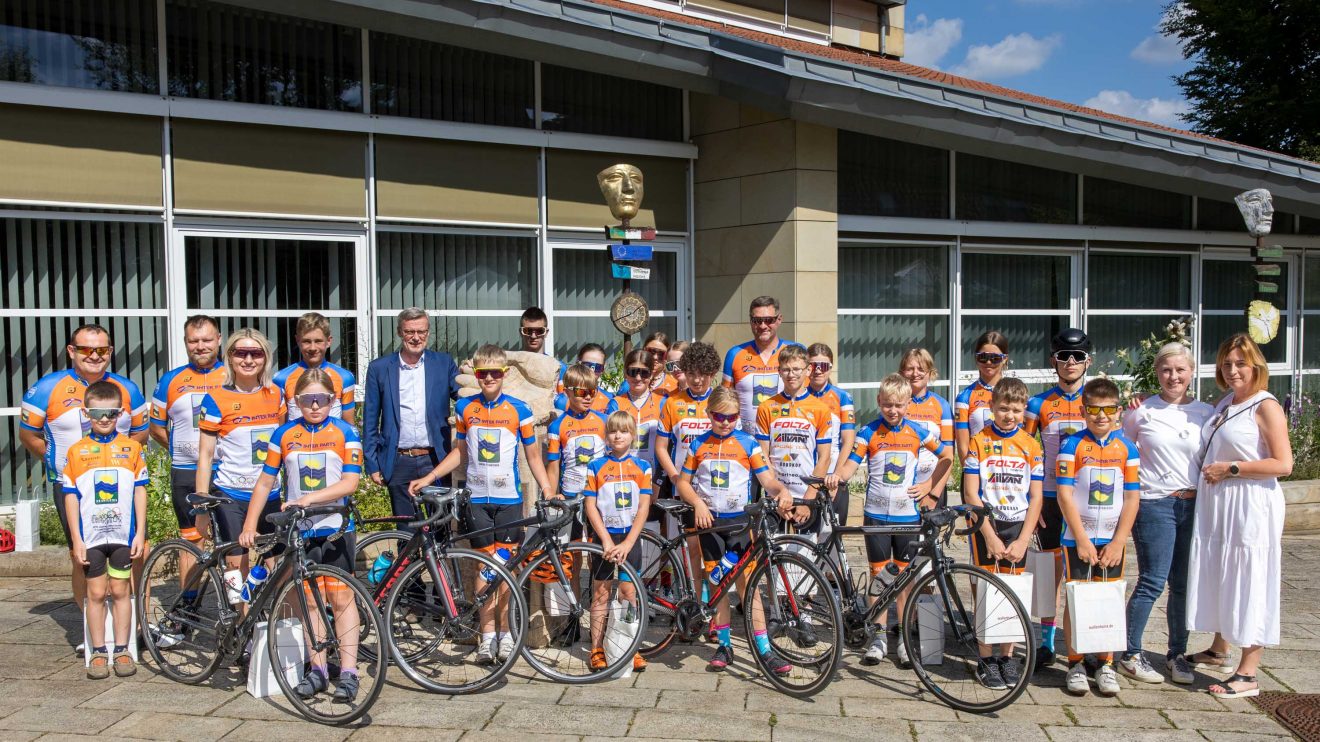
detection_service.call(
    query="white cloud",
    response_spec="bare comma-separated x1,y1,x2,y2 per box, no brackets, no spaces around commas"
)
1082,89,1191,128
1130,33,1184,64
903,14,963,69
950,33,1062,80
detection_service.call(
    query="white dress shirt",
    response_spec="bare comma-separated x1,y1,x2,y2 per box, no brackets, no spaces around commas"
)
397,354,430,449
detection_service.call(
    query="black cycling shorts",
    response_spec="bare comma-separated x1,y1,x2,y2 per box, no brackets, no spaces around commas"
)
84,543,132,579
590,538,644,581
969,519,1027,571
305,532,357,574
1063,543,1124,582
170,468,200,539
465,503,524,549
1037,496,1064,551
863,516,920,567
212,498,277,545
699,514,752,564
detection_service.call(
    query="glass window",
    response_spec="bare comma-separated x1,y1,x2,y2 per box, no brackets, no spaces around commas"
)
540,64,683,142
554,315,678,366
961,253,1068,310
840,245,948,309
553,249,677,313
376,315,521,363
369,32,533,128
961,315,1069,372
376,232,535,312
1199,198,1296,235
1088,314,1195,371
1201,258,1290,365
839,315,948,384
1088,252,1191,310
214,315,357,376
2,218,164,310
956,153,1076,224
185,237,356,311
0,0,158,92
837,132,949,219
1301,215,1320,236
1083,177,1191,230
166,0,362,111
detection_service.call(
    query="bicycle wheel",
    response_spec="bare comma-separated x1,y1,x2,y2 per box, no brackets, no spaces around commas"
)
267,565,388,725
517,541,647,683
901,563,1035,714
742,549,843,697
136,538,226,683
353,530,412,604
636,530,689,658
383,548,527,694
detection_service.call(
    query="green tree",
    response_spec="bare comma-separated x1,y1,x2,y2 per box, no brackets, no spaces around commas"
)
1163,1,1320,160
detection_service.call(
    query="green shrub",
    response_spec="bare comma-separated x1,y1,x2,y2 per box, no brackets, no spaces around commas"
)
353,476,396,532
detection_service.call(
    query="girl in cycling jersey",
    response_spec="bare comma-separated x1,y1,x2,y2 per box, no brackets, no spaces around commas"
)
901,347,955,508
955,331,1010,461
643,332,678,394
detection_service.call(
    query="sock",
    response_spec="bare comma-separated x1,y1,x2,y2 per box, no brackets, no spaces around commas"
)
753,630,771,655
1099,652,1113,664
716,624,731,647
482,631,497,644
311,664,328,679
340,667,359,677
1040,621,1057,650
1068,654,1084,664
94,645,107,654
113,644,128,653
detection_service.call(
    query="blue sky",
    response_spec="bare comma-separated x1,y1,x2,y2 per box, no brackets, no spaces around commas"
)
903,1,1193,128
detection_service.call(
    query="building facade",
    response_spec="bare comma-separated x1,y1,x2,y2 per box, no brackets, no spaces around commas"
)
0,0,1317,500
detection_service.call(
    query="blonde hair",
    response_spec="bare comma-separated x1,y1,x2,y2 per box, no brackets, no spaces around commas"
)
295,311,331,340
293,366,337,397
778,344,809,367
991,377,1029,406
224,328,275,388
1214,333,1269,394
708,386,740,414
898,347,939,381
877,373,912,402
472,344,507,369
1154,342,1194,370
606,410,638,437
562,363,596,390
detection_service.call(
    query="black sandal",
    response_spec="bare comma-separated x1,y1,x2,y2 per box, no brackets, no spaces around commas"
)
1187,648,1234,671
1208,673,1259,699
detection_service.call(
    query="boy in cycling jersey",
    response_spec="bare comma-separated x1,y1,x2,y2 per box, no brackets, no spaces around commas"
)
547,363,610,541
583,411,652,673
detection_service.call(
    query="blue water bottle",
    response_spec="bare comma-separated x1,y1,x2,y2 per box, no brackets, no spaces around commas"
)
368,552,394,584
240,564,269,602
480,547,512,582
708,551,738,585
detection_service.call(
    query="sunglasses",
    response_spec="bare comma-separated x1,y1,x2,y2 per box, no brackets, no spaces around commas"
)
626,367,652,380
664,360,681,373
710,411,739,424
1084,404,1122,416
809,361,832,373
580,361,604,374
644,347,667,358
566,386,597,399
85,407,122,421
750,315,780,326
1053,350,1091,364
296,392,335,408
230,348,266,360
520,327,547,338
73,345,111,357
474,367,507,381
975,352,1007,365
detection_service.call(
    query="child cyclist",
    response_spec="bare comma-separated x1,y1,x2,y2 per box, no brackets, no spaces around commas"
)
827,373,952,667
554,343,613,414
582,410,653,673
241,368,365,702
955,331,1009,461
961,377,1044,691
547,363,610,540
805,343,856,522
676,387,794,673
410,344,554,664
756,344,832,527
656,341,719,591
63,380,148,679
1056,377,1140,698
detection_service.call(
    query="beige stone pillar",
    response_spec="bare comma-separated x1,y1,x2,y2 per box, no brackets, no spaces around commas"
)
690,95,838,357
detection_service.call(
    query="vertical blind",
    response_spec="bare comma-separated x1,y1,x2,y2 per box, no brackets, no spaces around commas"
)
541,64,683,142
370,32,533,128
0,0,158,92
375,232,536,312
185,236,356,312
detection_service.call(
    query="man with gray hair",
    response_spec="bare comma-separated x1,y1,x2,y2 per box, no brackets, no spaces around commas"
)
363,307,461,522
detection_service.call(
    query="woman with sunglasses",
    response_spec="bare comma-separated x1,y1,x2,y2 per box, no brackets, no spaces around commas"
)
955,331,1009,461
643,332,679,394
554,343,613,415
666,340,690,393
899,347,953,508
611,349,668,469
805,343,856,522
195,328,287,578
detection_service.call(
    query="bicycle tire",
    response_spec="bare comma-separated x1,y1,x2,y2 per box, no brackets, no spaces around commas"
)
743,549,843,698
267,564,388,726
636,529,690,659
516,541,648,683
136,538,226,684
901,563,1035,714
383,548,527,694
354,530,412,605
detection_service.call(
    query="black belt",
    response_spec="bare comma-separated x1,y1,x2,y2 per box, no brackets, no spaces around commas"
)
397,447,435,457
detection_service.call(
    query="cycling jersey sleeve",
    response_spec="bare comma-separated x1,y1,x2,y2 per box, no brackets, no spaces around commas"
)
198,393,222,434
1029,438,1045,482
848,423,875,464
1023,394,1044,436
546,416,564,461
19,374,58,431
1055,435,1080,487
262,423,292,477
953,386,973,431
938,395,954,443
721,346,737,388
1122,437,1141,491
838,388,856,431
338,367,357,413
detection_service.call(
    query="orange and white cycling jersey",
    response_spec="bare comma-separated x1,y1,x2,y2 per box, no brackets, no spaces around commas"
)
22,370,148,482
722,339,802,433
198,384,287,501
263,417,363,536
907,389,954,484
658,388,714,474
547,408,609,496
954,379,996,438
850,417,944,523
755,391,832,497
652,374,680,395
61,432,148,548
272,361,357,422
455,393,537,505
683,430,769,518
1056,430,1140,546
584,453,653,534
151,362,227,470
963,424,1044,523
808,383,856,472
609,390,667,468
1024,385,1086,497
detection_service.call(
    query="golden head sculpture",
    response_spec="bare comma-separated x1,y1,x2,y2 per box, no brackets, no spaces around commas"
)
597,163,645,223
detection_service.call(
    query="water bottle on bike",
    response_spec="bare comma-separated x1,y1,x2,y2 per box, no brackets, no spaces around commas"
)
240,564,269,602
368,552,394,584
868,562,900,597
708,551,738,585
480,547,512,582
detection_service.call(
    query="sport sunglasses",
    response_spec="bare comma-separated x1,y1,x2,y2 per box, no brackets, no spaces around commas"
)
474,367,507,381
295,392,335,408
85,407,122,421
1053,350,1090,364
580,361,605,374
1084,404,1122,416
72,345,112,358
566,386,598,399
626,367,652,380
519,327,547,338
710,411,739,424
975,352,1007,365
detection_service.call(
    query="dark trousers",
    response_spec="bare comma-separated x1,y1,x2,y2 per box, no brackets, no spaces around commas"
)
387,450,441,530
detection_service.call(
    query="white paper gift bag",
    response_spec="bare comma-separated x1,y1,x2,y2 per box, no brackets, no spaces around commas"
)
975,570,1032,644
1065,579,1128,654
1025,548,1057,619
248,618,306,698
914,594,944,665
604,599,640,679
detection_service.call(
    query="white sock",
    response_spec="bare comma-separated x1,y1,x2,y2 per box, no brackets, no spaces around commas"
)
482,631,496,644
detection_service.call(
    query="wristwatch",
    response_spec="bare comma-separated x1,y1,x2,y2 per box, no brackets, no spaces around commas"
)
1229,462,1241,477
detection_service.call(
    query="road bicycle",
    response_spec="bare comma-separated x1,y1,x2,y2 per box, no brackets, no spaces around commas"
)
771,477,1034,713
137,494,386,725
634,495,843,697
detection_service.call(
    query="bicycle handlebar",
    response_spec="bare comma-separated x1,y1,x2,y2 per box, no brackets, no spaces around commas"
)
405,486,467,529
537,497,579,532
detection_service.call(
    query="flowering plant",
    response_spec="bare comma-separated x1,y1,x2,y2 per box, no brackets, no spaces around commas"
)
1109,317,1195,403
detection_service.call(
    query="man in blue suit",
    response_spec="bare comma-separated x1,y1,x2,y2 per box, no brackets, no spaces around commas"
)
363,307,461,522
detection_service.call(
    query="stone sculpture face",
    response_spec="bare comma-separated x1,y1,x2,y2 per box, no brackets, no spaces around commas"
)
1235,188,1274,237
597,163,645,222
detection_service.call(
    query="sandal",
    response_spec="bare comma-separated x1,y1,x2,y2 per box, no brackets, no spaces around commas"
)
1208,673,1259,699
112,650,137,677
87,649,110,680
1187,648,1234,672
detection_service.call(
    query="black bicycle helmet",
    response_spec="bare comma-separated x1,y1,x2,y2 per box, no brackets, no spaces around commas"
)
1051,328,1091,353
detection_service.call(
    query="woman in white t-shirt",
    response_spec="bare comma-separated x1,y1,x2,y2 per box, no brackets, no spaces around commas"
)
1118,342,1213,686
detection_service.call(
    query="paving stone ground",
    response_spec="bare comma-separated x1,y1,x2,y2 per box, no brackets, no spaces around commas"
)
0,535,1315,741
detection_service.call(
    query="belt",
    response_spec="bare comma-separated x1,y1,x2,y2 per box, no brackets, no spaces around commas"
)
397,447,435,457
1169,488,1197,500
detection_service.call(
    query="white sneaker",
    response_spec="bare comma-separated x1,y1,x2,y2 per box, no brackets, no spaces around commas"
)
1095,663,1121,696
75,642,86,658
1168,654,1194,685
1117,653,1164,684
497,633,517,661
894,638,911,667
475,636,496,665
861,634,887,666
1065,661,1090,695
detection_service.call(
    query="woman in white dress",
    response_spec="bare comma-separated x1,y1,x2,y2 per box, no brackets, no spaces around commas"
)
1186,333,1291,699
